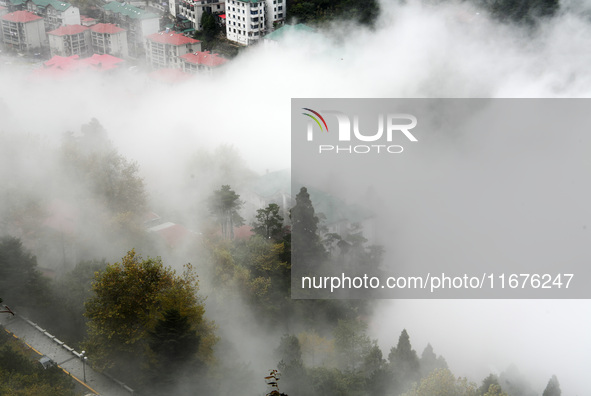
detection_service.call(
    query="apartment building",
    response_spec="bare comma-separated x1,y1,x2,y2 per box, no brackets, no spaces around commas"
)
24,0,80,31
145,30,200,69
89,23,128,58
102,1,159,57
263,0,283,30
1,10,46,51
171,0,225,31
225,0,265,45
48,24,89,57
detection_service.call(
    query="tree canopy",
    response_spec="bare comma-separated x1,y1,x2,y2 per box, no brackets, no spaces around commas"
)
84,250,216,386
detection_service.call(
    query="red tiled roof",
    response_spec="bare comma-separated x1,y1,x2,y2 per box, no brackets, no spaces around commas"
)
2,10,42,23
44,55,80,70
39,54,124,75
48,24,88,36
180,51,227,67
80,53,124,70
147,31,199,46
90,23,125,34
155,224,194,248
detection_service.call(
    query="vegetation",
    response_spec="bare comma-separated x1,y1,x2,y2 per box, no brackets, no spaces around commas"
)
83,250,216,389
287,0,380,26
0,328,77,395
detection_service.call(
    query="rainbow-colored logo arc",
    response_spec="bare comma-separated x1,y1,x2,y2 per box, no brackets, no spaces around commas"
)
302,108,329,133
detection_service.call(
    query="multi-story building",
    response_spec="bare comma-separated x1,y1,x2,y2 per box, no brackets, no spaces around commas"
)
171,0,225,31
145,30,200,69
24,0,80,31
102,1,159,57
263,0,283,30
47,24,89,57
225,0,265,45
90,23,128,58
179,50,226,73
1,10,46,51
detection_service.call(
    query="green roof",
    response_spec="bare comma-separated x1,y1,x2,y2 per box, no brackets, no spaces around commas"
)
102,1,158,20
264,24,315,41
14,0,73,11
236,0,264,3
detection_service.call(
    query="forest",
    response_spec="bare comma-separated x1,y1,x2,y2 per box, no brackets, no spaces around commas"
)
0,119,566,396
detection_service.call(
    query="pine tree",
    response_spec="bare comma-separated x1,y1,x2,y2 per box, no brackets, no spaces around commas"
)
208,185,244,239
290,187,326,269
252,203,284,241
542,375,561,396
389,329,420,393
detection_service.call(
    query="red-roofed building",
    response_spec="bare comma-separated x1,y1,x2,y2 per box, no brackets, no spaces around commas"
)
148,222,196,249
145,31,201,69
80,53,124,70
48,24,89,57
179,50,227,73
32,53,124,78
1,10,46,51
80,15,96,26
89,23,128,58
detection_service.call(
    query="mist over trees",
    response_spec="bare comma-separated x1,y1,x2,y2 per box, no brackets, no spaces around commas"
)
0,117,574,395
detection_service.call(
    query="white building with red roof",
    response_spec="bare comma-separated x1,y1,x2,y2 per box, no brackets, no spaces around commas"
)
145,30,201,69
179,50,227,73
48,24,89,57
90,23,128,58
1,10,46,51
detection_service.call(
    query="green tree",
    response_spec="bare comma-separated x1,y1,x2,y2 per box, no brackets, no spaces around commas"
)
542,375,561,396
290,187,326,269
333,318,372,371
389,329,421,392
484,383,508,396
0,237,50,312
201,11,218,45
208,185,244,239
252,203,284,241
148,308,202,386
479,374,502,396
420,343,448,378
402,368,478,396
84,250,216,384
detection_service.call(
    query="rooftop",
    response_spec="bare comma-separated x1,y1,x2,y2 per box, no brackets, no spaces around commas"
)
1,10,42,23
147,31,199,46
27,0,72,12
90,22,125,34
179,51,227,67
264,23,315,41
48,24,88,36
102,1,158,20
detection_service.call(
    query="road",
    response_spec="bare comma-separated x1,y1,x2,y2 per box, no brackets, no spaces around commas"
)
0,314,136,396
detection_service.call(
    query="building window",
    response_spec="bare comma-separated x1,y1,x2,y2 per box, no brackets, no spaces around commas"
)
278,5,282,10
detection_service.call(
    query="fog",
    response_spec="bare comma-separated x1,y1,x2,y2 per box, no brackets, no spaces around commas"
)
1,0,591,394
